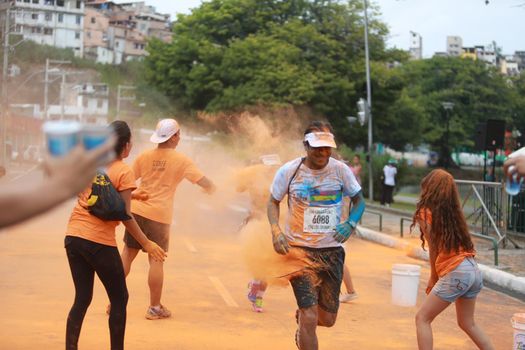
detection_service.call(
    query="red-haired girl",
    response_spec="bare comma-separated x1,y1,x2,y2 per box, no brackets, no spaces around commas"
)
412,169,494,350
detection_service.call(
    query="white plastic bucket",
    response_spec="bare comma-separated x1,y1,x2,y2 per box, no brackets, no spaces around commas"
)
511,313,525,350
391,264,421,307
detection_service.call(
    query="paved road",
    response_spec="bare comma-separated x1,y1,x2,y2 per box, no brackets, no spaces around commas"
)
0,175,523,349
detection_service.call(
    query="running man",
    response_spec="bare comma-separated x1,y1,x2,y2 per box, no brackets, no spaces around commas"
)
267,121,365,350
236,154,281,312
121,118,216,320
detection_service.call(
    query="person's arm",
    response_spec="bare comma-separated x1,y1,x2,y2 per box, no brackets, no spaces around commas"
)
0,141,115,228
334,191,365,243
504,155,525,182
119,189,166,262
267,195,290,254
196,176,216,194
419,220,438,294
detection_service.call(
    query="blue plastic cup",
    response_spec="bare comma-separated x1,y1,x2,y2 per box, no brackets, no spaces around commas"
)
42,121,82,157
82,124,110,150
506,166,523,196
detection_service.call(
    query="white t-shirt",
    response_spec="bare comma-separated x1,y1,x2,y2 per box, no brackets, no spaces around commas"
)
270,157,361,248
383,165,397,186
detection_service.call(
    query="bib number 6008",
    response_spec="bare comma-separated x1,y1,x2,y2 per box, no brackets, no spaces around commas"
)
312,214,330,225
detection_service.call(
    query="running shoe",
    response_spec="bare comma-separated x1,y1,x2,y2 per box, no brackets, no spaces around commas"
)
145,304,172,320
252,297,263,313
339,292,359,303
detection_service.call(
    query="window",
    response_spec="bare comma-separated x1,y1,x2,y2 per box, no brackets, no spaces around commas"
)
31,13,38,20
45,13,51,21
57,0,64,6
76,0,81,9
86,31,91,39
44,28,53,35
31,27,42,33
90,17,95,24
58,13,63,22
15,24,22,33
32,0,39,4
23,0,30,3
75,31,80,39
76,15,81,25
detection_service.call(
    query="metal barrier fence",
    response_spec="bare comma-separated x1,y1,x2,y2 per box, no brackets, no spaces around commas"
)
454,180,522,249
508,190,525,235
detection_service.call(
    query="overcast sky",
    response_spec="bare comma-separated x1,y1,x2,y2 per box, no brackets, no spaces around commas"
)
119,0,525,57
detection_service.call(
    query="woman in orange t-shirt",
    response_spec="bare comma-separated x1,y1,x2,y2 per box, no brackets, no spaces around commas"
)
411,169,494,350
64,121,166,350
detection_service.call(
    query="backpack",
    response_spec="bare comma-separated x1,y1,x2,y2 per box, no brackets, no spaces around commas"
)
86,171,131,221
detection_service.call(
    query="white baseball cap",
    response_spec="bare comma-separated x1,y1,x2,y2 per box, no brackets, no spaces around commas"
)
150,118,180,144
304,132,337,148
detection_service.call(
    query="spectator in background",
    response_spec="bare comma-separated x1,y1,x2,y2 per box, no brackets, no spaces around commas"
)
381,159,397,207
350,154,362,185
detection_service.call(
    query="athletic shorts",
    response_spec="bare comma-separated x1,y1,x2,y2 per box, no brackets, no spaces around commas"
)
432,257,483,303
289,246,345,314
123,213,170,252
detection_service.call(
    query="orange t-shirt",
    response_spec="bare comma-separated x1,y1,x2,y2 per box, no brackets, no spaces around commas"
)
417,208,475,277
66,160,137,247
130,148,204,224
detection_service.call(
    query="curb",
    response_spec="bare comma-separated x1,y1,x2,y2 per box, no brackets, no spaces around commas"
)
365,202,413,217
357,226,525,301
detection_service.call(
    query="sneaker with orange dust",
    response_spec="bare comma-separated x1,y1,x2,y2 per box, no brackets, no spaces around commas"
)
252,297,264,313
145,304,172,320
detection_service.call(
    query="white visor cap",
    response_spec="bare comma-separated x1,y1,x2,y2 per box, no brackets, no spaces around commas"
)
304,132,337,148
150,118,180,144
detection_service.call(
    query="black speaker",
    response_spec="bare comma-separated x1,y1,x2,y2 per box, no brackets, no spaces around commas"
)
474,122,486,151
485,119,506,150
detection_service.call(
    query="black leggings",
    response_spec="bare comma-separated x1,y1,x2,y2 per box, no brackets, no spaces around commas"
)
65,236,128,350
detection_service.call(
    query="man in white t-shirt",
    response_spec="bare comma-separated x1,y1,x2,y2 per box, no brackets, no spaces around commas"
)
381,159,397,207
267,121,365,350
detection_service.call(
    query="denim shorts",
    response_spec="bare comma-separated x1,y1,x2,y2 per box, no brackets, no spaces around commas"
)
432,257,483,303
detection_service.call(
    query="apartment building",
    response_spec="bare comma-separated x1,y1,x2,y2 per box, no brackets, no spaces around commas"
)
3,0,84,56
84,0,171,64
83,6,113,63
409,31,422,60
446,36,463,57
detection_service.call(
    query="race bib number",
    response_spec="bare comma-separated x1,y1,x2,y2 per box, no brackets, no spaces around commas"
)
303,207,337,233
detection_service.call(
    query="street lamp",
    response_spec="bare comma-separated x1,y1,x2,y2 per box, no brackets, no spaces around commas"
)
441,101,454,169
363,0,373,201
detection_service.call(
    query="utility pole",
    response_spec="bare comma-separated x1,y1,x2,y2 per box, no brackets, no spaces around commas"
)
43,58,71,119
0,2,10,166
363,0,373,201
116,85,136,119
60,71,65,120
44,58,49,119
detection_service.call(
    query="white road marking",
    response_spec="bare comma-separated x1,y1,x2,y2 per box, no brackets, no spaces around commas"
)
208,276,239,307
183,238,197,253
227,204,250,213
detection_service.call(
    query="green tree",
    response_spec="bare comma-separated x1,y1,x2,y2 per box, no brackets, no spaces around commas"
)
144,0,403,145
